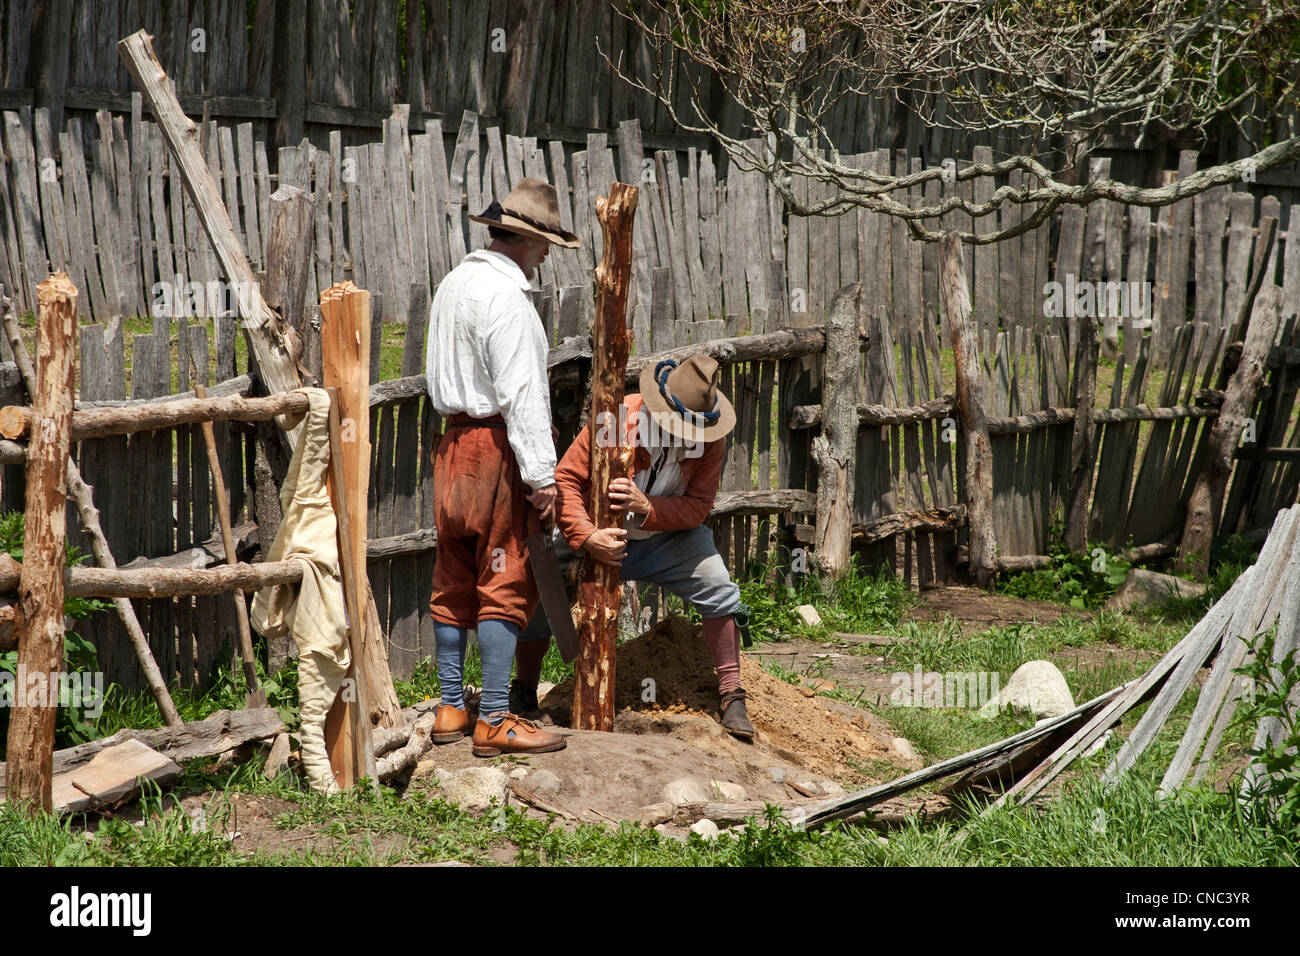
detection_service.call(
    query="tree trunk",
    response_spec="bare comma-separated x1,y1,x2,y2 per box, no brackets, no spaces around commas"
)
1178,217,1282,577
1065,312,1098,551
813,283,863,576
939,233,996,589
573,182,639,732
4,273,76,813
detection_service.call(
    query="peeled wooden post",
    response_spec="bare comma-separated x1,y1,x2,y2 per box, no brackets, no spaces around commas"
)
4,273,76,812
939,233,996,590
319,282,402,732
1178,217,1281,577
573,182,639,732
812,283,863,577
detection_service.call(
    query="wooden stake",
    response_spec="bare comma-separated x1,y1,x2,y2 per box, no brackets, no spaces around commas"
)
939,233,996,589
813,283,862,576
194,383,267,709
1,295,181,727
4,273,76,812
573,182,639,732
323,387,379,789
319,282,402,732
1064,312,1098,551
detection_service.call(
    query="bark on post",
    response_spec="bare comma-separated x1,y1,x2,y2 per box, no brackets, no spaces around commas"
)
939,232,997,590
4,273,76,812
1065,312,1098,551
319,282,402,731
1,297,181,727
1178,217,1281,577
573,182,639,732
813,283,863,577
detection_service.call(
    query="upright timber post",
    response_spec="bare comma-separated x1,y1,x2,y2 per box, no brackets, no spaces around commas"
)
319,282,403,741
573,182,639,732
813,283,863,577
939,232,996,590
4,273,76,812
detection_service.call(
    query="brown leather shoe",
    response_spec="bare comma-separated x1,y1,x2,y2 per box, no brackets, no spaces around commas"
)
432,704,474,744
719,689,756,741
472,712,567,757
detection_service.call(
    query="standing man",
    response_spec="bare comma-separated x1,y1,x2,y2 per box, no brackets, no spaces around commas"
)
516,354,757,741
425,179,577,757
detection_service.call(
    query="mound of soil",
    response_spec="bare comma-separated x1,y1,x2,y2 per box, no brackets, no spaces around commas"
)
540,616,902,780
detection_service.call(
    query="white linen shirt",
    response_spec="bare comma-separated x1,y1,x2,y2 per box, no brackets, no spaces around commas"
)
425,249,555,490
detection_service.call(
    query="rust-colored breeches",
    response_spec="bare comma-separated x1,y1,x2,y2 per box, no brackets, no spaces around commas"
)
429,416,539,629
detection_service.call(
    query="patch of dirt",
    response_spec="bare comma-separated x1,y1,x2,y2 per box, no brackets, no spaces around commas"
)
906,586,1090,627
538,615,908,783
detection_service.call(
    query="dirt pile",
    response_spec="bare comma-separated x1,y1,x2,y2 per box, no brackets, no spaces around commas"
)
540,615,902,780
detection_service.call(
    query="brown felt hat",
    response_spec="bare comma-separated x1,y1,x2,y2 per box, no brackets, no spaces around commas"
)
469,178,580,248
638,353,737,444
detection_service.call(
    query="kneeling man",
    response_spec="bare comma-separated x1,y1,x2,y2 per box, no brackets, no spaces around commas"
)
514,354,755,740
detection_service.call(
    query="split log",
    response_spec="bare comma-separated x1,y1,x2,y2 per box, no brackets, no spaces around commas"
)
375,710,436,781
939,232,996,589
0,389,310,441
710,489,818,517
4,273,76,813
45,739,182,815
574,181,639,732
1178,217,1281,577
117,31,303,439
0,553,303,597
995,537,1177,572
812,284,863,576
853,506,967,545
1,294,182,726
74,373,252,410
0,708,287,791
1065,313,1099,550
320,283,403,733
262,184,316,339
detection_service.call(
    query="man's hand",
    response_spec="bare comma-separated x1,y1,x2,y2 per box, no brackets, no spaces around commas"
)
608,477,650,515
528,483,557,520
583,527,628,566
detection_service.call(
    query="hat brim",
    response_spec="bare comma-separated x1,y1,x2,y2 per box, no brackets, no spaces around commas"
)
468,212,581,249
638,362,737,443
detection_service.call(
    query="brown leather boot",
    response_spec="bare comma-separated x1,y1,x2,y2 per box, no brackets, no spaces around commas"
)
719,689,756,741
432,704,474,744
472,712,567,757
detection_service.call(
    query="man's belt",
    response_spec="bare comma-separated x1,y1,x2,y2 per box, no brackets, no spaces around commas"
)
445,413,506,429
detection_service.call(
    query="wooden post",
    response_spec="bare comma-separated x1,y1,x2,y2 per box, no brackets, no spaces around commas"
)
573,182,639,732
813,283,863,576
1065,312,1098,551
1,296,182,727
1178,217,1281,577
939,233,996,590
4,273,76,812
117,31,304,437
319,282,402,732
323,387,379,789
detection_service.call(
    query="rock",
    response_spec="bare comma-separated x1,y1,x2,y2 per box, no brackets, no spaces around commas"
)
980,660,1076,719
524,768,562,797
816,778,845,796
434,766,510,811
710,780,746,802
792,604,822,627
662,777,712,806
654,823,686,841
508,767,529,780
1105,569,1206,612
789,773,823,795
767,766,787,783
263,732,291,780
690,818,720,840
891,737,919,762
636,802,675,825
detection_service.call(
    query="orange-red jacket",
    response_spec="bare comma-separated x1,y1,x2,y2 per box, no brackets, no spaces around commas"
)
554,393,726,550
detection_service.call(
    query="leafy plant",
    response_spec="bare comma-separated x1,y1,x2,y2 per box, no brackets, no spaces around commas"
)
1234,629,1300,831
999,528,1130,610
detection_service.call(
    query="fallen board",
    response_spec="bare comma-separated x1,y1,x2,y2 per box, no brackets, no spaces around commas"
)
46,738,182,814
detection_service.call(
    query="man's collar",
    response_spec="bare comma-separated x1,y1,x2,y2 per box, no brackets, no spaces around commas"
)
463,249,531,291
